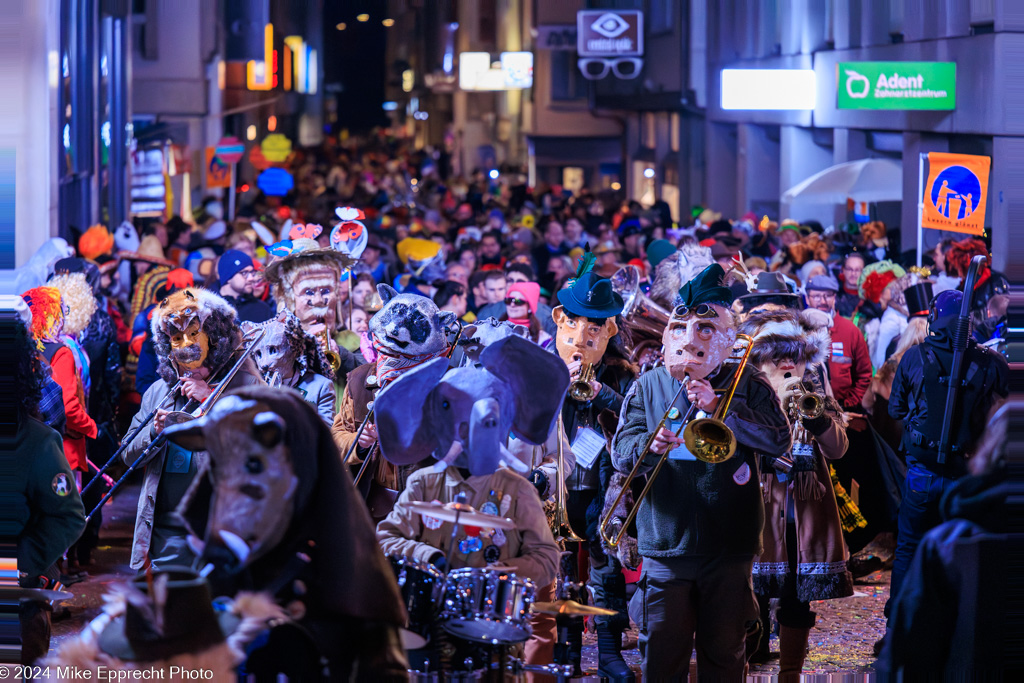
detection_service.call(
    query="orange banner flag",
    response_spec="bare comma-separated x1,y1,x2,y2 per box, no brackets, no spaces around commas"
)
922,152,990,236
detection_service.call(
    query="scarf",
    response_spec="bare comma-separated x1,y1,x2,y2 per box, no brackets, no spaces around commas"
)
508,316,530,327
372,336,443,385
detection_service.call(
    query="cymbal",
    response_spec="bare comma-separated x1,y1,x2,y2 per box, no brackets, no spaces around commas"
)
407,501,517,530
0,587,74,602
531,600,617,617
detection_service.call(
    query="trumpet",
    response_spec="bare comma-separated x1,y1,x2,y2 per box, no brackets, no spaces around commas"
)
783,377,825,421
568,354,597,402
317,316,342,373
599,334,754,548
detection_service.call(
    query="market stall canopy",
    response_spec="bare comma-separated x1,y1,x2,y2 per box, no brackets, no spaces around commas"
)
782,158,903,204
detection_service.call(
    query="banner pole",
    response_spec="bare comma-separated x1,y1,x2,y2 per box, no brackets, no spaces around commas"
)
917,153,926,268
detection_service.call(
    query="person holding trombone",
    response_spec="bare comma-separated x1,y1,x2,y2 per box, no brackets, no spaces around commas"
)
611,263,790,681
119,288,264,571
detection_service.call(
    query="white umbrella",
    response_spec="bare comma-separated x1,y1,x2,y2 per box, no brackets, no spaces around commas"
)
782,158,903,204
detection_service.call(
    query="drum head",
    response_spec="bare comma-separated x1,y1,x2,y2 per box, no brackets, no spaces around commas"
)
399,628,428,651
441,617,530,645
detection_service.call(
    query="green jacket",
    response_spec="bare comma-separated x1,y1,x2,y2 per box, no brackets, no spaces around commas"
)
14,418,85,579
612,365,790,559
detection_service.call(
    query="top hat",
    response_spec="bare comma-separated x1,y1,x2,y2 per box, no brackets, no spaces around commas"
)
904,281,934,318
556,271,624,319
97,568,241,662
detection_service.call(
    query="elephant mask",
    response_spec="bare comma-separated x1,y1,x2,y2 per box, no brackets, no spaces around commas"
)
375,335,569,476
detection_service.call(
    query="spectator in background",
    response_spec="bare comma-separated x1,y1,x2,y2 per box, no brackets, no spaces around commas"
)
458,245,478,274
805,274,871,411
481,270,508,308
479,231,506,269
362,233,394,284
564,218,589,250
434,281,470,321
217,249,273,323
532,221,569,289
836,253,866,319
350,273,377,309
500,281,551,347
548,255,574,294
445,262,470,288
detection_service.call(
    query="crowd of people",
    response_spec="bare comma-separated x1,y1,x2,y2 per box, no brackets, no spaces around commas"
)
10,134,1012,679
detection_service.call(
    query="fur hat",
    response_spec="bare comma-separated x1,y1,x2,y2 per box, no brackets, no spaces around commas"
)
739,309,831,367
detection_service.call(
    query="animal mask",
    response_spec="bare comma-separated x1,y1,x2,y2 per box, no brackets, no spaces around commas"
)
152,288,238,379
368,284,455,382
662,303,737,381
157,290,211,371
458,318,529,366
331,207,368,258
375,335,569,476
292,265,341,331
242,312,331,386
552,306,618,367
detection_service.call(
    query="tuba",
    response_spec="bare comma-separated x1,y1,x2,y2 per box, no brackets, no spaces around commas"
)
611,264,671,344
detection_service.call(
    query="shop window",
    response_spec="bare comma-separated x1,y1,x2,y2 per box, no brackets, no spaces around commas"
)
551,51,587,101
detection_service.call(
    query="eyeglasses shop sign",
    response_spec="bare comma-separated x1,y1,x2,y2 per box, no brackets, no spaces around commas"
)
577,10,643,57
837,62,956,110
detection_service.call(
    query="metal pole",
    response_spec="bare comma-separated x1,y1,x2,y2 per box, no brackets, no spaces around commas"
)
108,14,129,228
228,163,237,221
917,153,926,268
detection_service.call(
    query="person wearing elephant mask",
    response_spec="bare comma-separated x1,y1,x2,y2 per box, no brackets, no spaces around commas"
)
611,263,792,681
375,335,566,674
551,265,638,682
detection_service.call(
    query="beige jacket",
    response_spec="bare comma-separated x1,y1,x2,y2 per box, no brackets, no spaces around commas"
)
377,466,559,587
506,424,575,500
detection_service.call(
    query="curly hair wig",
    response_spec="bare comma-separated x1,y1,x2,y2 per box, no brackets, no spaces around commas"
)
944,238,989,279
47,272,97,336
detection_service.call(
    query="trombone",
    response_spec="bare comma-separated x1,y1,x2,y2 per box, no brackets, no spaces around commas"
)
550,417,584,543
85,328,266,521
599,334,754,548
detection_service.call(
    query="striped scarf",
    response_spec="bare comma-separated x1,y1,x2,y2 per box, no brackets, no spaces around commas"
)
830,463,868,533
372,337,443,385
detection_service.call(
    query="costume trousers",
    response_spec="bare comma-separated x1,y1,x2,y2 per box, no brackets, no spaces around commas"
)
149,514,197,570
629,555,758,682
888,462,956,619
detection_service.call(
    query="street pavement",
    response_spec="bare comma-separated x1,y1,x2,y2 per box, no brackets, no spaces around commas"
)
47,485,887,679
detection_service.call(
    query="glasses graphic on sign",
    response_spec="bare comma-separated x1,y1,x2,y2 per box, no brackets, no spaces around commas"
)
931,166,982,220
578,57,642,80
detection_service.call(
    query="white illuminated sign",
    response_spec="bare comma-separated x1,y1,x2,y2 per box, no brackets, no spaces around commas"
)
460,52,533,91
720,69,816,110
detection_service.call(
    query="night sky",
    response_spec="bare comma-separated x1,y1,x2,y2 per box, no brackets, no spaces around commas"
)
322,1,390,133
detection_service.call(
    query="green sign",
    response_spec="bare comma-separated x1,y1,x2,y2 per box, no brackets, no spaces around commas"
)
837,62,956,110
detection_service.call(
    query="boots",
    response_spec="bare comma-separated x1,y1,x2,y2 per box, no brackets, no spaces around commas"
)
597,624,635,682
747,595,776,664
778,624,810,681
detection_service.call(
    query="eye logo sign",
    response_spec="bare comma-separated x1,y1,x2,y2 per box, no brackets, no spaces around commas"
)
590,12,629,38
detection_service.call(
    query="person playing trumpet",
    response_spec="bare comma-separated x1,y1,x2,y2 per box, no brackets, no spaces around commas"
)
551,261,637,681
121,288,264,571
612,264,790,681
739,310,852,678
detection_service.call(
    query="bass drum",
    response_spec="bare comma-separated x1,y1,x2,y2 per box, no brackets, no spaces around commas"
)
387,555,446,650
441,568,536,644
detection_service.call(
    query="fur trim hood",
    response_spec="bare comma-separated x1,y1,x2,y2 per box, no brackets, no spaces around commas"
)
739,309,831,367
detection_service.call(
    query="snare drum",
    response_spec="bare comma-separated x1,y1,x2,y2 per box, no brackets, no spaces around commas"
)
388,555,446,650
441,568,536,644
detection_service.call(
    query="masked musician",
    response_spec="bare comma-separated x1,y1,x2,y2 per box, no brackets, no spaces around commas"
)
121,288,264,571
331,284,455,516
374,335,564,675
242,311,337,424
740,310,852,676
551,263,636,681
611,264,791,681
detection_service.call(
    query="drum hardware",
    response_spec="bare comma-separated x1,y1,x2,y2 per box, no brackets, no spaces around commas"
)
85,328,266,521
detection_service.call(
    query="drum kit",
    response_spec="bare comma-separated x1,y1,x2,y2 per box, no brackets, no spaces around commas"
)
388,499,617,681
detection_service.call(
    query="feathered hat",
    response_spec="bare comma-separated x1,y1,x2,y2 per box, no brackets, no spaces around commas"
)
739,309,831,368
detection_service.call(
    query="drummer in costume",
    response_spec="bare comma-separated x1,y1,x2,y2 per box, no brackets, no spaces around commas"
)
551,254,637,682
375,335,564,673
612,264,791,680
739,310,853,675
121,288,264,570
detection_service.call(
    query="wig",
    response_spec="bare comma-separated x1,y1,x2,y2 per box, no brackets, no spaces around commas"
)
21,286,63,344
151,288,240,385
48,273,97,336
945,238,990,279
78,224,115,261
